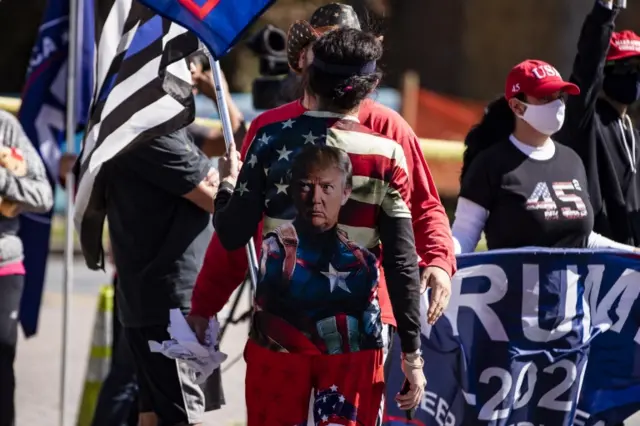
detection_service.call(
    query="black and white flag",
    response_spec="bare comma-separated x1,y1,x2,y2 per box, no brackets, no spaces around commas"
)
74,0,199,269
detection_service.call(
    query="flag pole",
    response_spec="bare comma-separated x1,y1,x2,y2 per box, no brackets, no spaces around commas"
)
61,0,79,422
208,58,260,294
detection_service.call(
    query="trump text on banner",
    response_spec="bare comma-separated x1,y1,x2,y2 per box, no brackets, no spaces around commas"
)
384,249,640,426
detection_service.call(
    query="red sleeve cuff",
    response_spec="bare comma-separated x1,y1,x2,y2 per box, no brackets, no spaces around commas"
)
425,257,456,278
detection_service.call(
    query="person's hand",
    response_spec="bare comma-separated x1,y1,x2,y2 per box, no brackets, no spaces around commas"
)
204,167,220,192
59,153,77,177
186,314,209,344
422,266,452,325
218,141,242,186
58,153,78,187
396,353,426,410
190,62,229,101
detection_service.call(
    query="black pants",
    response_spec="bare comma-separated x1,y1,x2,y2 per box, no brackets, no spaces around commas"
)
91,274,139,426
0,274,24,426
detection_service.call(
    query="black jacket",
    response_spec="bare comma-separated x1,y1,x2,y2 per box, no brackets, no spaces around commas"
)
557,0,640,246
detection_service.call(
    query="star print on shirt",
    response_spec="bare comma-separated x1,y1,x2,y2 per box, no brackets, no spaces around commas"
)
302,131,318,144
235,181,250,196
321,265,351,293
282,119,295,129
257,133,271,145
247,154,258,167
274,179,289,195
263,167,269,176
276,145,293,161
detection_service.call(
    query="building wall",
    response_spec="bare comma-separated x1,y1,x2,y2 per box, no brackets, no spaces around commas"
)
385,0,640,100
2,0,639,98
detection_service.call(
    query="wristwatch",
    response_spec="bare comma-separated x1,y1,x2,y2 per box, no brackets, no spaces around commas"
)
218,181,235,195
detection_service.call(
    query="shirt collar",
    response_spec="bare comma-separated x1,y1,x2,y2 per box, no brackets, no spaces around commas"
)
303,110,360,122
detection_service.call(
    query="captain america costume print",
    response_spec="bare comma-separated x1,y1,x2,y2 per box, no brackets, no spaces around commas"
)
253,222,383,354
212,112,422,426
213,111,422,356
244,221,385,426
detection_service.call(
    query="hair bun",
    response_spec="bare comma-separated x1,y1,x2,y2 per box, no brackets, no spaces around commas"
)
307,28,383,111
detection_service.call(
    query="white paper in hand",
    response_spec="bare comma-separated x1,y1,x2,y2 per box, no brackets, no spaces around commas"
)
148,309,228,384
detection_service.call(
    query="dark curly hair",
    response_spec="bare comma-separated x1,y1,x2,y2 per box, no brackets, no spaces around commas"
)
306,28,383,112
460,94,523,182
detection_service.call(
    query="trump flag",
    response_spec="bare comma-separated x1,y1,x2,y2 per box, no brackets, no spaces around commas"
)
384,249,640,426
17,0,94,336
136,0,276,59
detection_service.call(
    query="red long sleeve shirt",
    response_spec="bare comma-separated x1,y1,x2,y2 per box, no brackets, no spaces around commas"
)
191,99,456,326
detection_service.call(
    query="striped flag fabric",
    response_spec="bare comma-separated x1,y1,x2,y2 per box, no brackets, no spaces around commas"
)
74,0,199,269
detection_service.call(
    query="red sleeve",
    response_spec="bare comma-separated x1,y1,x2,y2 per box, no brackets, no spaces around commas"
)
403,133,457,276
190,235,249,317
360,101,456,277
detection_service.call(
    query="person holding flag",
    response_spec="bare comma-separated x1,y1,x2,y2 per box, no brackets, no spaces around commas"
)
190,1,455,364
208,27,426,425
17,0,93,341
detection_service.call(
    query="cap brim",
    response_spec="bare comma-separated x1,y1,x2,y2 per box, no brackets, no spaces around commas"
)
606,50,640,62
531,80,580,98
287,21,318,73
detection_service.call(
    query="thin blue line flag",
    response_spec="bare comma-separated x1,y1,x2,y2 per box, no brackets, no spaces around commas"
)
17,0,94,337
137,0,276,60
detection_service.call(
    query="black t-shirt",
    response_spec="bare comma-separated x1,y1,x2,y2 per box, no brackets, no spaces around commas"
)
104,129,213,327
460,139,594,250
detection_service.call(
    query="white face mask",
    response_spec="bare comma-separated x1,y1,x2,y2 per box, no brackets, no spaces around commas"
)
518,99,566,136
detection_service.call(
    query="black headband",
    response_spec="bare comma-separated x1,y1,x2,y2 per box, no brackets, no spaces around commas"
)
312,57,377,76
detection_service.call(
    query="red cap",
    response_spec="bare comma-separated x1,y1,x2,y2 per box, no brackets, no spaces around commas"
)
607,31,640,62
505,60,580,100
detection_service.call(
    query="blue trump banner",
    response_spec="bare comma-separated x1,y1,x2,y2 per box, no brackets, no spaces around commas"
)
383,249,640,426
137,0,276,59
17,0,93,336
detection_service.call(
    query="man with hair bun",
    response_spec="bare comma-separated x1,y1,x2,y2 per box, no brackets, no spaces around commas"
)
206,27,426,425
190,0,455,372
